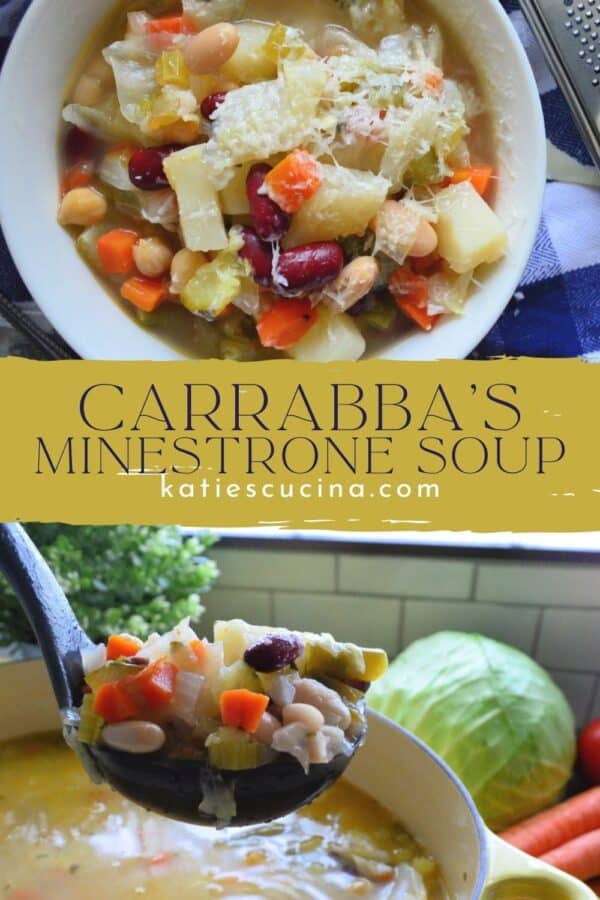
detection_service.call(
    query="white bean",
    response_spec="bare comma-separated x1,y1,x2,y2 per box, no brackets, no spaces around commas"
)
307,731,328,764
102,721,166,754
183,23,240,75
254,711,281,745
293,679,351,730
282,703,325,733
410,219,438,258
58,188,107,227
322,256,379,312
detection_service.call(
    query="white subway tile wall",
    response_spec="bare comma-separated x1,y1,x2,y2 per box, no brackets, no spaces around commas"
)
207,547,600,727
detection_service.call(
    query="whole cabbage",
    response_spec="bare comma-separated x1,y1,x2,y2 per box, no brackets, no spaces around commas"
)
368,632,576,831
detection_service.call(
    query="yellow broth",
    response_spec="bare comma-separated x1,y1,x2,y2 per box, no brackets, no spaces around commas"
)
0,732,447,899
61,0,497,360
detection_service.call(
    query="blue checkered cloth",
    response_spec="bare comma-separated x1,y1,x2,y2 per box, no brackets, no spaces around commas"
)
1,0,599,357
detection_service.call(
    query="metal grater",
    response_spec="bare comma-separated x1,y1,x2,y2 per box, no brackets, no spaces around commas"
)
518,0,600,169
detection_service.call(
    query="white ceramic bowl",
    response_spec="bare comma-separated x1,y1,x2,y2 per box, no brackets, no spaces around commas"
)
0,0,545,361
0,659,594,899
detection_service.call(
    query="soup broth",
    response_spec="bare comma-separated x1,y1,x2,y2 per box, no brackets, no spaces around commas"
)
59,0,504,361
0,732,447,898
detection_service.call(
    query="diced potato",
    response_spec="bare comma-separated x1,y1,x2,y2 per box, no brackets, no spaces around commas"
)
283,164,390,248
181,253,241,317
220,20,277,84
163,145,228,252
290,308,366,362
434,181,507,274
219,162,252,215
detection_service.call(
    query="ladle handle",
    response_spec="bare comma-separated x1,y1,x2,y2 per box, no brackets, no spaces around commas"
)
0,522,92,710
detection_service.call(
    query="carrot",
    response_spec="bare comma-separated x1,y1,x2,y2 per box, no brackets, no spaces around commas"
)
257,298,317,349
388,266,439,332
541,829,600,881
190,639,207,665
220,689,269,733
106,634,143,661
60,162,93,196
450,165,493,197
500,788,600,858
126,660,178,709
93,682,140,723
145,15,195,34
120,276,169,312
410,252,443,276
264,150,322,213
424,67,444,93
97,229,139,275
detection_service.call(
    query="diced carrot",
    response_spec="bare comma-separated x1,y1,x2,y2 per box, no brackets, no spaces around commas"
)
542,829,600,881
500,787,600,858
125,660,178,709
424,67,444,93
190,639,207,665
120,277,169,312
257,298,317,349
60,162,93,196
389,266,439,332
450,165,493,197
106,634,143,661
97,229,139,276
220,689,269,734
145,15,195,34
93,682,140,723
263,150,322,214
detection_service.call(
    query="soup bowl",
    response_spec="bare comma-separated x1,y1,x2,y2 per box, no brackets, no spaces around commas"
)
0,0,545,361
0,658,593,899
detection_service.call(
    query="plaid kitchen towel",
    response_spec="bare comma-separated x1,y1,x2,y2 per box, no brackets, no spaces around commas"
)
1,0,599,358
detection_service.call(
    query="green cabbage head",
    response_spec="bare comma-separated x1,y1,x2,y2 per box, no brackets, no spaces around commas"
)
368,632,576,831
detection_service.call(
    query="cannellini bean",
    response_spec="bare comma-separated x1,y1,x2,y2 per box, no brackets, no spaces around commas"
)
322,256,379,312
410,219,438,258
58,188,107,227
102,721,166,754
293,679,351,730
72,73,105,107
282,703,325,733
170,248,207,293
183,23,240,76
254,711,281,744
307,731,328,764
133,237,174,278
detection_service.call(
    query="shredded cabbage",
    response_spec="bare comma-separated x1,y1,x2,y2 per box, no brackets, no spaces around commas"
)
63,96,144,145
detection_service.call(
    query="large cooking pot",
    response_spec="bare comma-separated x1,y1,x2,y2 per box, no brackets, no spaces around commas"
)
0,659,594,899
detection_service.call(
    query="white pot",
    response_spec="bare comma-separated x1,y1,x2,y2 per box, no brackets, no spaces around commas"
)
0,658,593,899
0,0,545,361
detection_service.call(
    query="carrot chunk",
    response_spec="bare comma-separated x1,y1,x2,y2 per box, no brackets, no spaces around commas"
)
450,166,493,197
107,634,143,661
97,229,139,275
264,150,322,214
220,689,269,733
60,162,93,196
120,276,169,312
257,298,317,349
145,15,195,34
389,266,439,332
93,682,140,723
126,660,178,709
190,639,207,665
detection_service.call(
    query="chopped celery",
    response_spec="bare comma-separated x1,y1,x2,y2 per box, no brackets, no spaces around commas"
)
215,660,262,697
156,50,190,89
78,694,103,744
85,660,141,692
404,149,444,187
356,293,397,332
298,636,388,682
206,726,266,770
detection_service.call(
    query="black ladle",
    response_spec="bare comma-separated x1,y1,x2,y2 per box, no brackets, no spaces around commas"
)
0,522,366,826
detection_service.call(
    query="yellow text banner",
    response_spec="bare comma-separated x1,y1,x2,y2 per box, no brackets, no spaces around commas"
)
0,357,596,531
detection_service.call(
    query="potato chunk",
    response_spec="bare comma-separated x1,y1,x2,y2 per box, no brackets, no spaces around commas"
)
289,308,366,362
164,145,228,252
283,165,390,248
220,21,277,84
434,182,507,274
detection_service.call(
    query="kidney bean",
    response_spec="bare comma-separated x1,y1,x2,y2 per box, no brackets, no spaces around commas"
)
201,91,228,119
244,633,304,672
64,126,97,168
273,242,344,296
246,164,291,241
240,227,273,286
128,144,181,191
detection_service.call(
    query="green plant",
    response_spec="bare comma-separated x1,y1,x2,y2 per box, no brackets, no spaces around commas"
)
0,525,219,645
